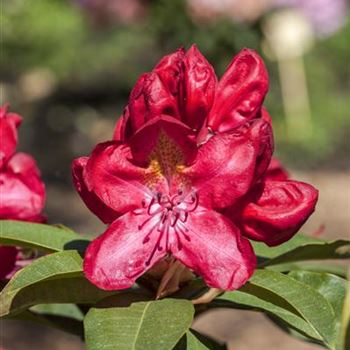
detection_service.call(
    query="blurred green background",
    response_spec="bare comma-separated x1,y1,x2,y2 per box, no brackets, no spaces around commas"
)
2,0,350,188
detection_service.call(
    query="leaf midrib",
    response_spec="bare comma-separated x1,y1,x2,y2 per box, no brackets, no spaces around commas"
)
251,272,336,347
131,302,151,350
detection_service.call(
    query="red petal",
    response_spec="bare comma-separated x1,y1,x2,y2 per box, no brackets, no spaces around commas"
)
207,49,269,132
0,104,22,167
84,212,167,290
261,107,272,125
127,73,149,132
266,158,289,181
123,49,185,139
72,157,119,224
154,48,185,96
241,180,318,246
0,246,18,280
128,70,180,136
84,141,153,214
180,45,217,131
113,116,125,141
171,209,256,290
113,107,133,142
7,153,44,190
130,115,197,167
142,72,180,118
185,119,273,209
0,171,45,221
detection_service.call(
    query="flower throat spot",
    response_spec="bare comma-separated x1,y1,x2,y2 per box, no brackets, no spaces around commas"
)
146,131,187,187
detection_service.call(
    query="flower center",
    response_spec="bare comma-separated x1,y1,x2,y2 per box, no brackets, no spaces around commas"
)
134,189,199,267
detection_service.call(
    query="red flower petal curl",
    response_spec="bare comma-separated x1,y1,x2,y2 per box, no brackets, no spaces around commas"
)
207,49,269,133
130,73,180,125
83,141,154,215
72,157,120,224
0,104,22,168
154,48,185,96
240,180,318,246
180,45,217,131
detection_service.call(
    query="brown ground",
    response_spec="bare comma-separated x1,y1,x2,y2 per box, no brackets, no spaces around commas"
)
1,171,349,350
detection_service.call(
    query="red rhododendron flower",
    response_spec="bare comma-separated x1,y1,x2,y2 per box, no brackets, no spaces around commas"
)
0,105,46,222
73,45,318,292
0,104,46,280
0,104,22,168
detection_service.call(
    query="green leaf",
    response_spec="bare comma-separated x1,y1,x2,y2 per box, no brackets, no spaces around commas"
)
288,271,347,350
185,330,226,349
175,329,226,349
253,236,350,266
265,313,323,345
0,220,90,253
84,298,195,350
9,308,84,338
0,251,112,316
31,303,84,321
217,269,337,348
252,234,322,259
267,262,348,278
340,273,350,350
251,270,337,347
216,285,321,341
340,268,350,350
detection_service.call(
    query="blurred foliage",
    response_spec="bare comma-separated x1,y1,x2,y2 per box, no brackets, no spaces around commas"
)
1,0,350,184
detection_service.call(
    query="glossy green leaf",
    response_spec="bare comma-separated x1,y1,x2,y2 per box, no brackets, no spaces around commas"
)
252,234,321,259
217,269,337,348
84,298,194,350
0,251,112,316
9,308,84,337
0,220,89,253
251,270,337,347
340,273,350,350
267,262,348,278
288,271,347,350
31,303,84,321
175,330,226,350
216,285,321,341
253,236,350,266
186,330,226,350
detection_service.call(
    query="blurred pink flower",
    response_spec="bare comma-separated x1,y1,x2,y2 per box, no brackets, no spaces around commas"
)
73,0,147,26
275,0,348,37
187,0,273,23
0,104,46,280
187,0,348,37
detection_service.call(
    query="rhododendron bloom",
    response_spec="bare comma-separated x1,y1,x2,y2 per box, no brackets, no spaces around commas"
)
0,105,46,222
0,104,46,280
73,45,318,292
